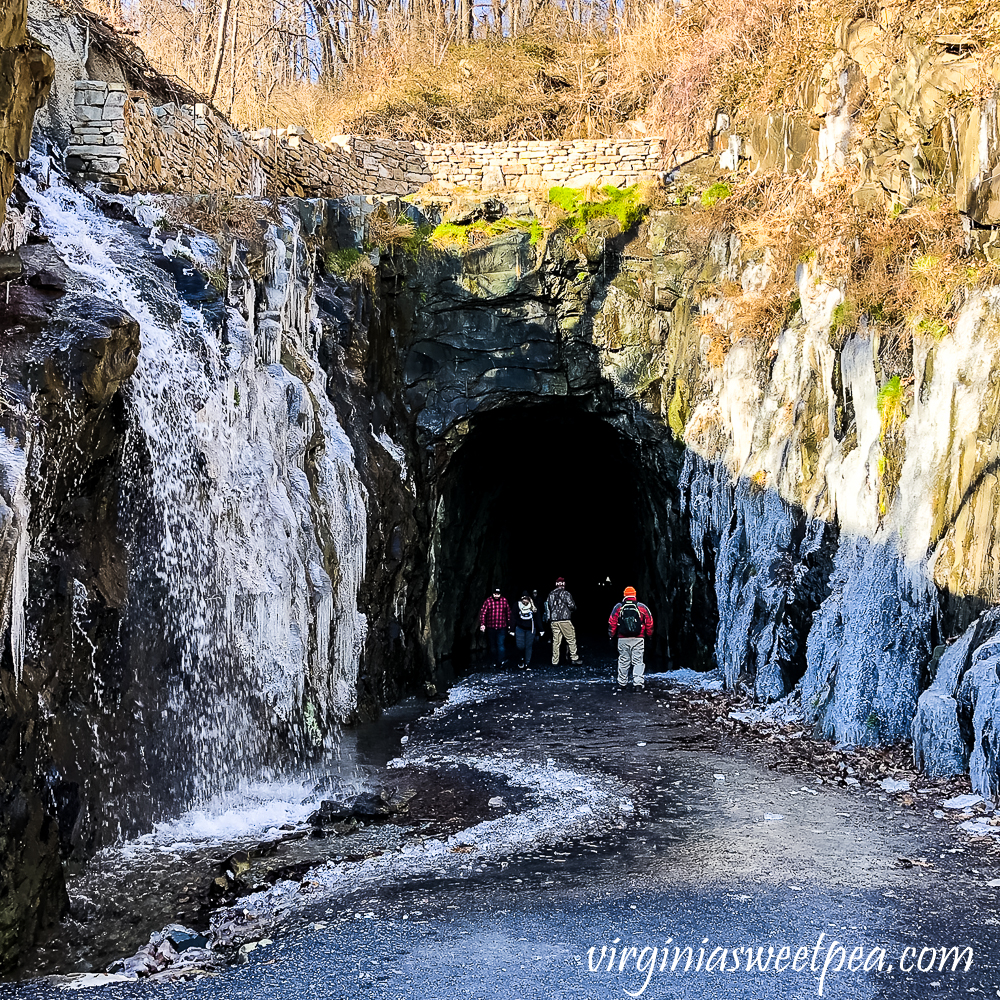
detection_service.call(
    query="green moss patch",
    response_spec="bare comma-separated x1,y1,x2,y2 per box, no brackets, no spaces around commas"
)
325,248,367,275
548,184,648,235
428,217,539,252
876,375,907,519
700,183,732,208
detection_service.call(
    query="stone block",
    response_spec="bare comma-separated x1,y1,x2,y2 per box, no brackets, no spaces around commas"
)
74,85,107,108
91,156,124,172
83,143,124,157
75,103,104,122
481,164,505,190
102,105,125,121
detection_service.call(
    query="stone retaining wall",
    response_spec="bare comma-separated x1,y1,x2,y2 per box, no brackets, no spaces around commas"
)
67,81,267,196
66,81,674,198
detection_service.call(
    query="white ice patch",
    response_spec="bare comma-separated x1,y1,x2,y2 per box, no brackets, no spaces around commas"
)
431,673,511,715
118,779,323,854
375,429,408,481
210,751,632,944
727,690,805,726
648,667,724,691
0,429,29,683
51,973,136,990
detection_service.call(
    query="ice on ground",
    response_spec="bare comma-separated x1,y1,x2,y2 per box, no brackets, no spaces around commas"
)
879,778,911,793
647,667,724,691
51,973,135,990
118,779,323,853
432,673,511,715
210,748,634,946
728,691,805,726
942,794,984,810
959,818,998,838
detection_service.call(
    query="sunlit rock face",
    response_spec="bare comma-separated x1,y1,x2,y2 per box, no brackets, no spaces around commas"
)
573,207,1000,763
0,0,52,230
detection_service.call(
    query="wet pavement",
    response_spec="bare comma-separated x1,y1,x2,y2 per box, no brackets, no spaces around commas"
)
7,652,1000,998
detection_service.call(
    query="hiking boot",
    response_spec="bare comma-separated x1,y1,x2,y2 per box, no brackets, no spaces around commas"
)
572,658,583,666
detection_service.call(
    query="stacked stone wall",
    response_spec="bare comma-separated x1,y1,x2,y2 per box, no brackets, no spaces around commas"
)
416,139,669,191
66,81,674,198
67,81,266,196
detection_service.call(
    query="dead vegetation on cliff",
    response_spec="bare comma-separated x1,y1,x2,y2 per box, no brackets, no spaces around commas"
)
81,0,1000,146
687,166,999,359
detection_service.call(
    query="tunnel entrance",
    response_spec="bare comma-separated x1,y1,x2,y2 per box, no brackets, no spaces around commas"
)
427,398,709,677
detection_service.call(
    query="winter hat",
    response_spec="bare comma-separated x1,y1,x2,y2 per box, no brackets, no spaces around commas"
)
623,586,637,599
556,577,565,584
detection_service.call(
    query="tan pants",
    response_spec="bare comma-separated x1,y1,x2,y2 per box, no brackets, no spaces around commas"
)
617,637,645,687
551,620,579,664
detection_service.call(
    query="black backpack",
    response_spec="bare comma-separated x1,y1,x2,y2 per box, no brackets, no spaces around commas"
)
617,601,642,637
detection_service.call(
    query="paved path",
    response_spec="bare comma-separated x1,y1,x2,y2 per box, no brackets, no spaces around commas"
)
8,663,999,999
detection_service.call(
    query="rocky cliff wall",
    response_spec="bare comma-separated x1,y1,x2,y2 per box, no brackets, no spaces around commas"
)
0,0,52,230
8,0,1000,976
375,158,1000,804
0,0,60,974
0,175,424,972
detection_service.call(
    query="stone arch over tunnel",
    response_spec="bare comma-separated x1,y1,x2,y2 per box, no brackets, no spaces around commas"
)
424,397,718,678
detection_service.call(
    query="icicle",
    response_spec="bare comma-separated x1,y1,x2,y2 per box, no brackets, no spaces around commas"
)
20,165,368,818
0,429,30,685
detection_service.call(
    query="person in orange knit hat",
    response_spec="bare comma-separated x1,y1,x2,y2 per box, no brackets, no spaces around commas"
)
608,586,654,690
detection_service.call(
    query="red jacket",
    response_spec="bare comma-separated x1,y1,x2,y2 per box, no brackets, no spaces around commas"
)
608,600,654,638
479,595,510,629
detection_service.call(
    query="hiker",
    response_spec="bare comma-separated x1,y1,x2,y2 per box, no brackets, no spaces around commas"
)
512,591,538,668
479,586,510,667
545,576,583,667
608,586,654,690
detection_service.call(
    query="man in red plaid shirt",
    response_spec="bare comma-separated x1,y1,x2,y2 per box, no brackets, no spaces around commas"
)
479,587,511,667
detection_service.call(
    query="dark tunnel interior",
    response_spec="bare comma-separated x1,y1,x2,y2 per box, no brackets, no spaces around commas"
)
430,398,705,676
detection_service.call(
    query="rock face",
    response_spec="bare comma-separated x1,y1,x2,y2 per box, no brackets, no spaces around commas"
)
0,0,52,231
382,219,717,677
7,0,1000,974
374,176,1000,791
0,0,58,973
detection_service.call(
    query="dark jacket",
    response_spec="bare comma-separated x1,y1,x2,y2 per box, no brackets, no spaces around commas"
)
513,600,536,633
546,587,576,622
